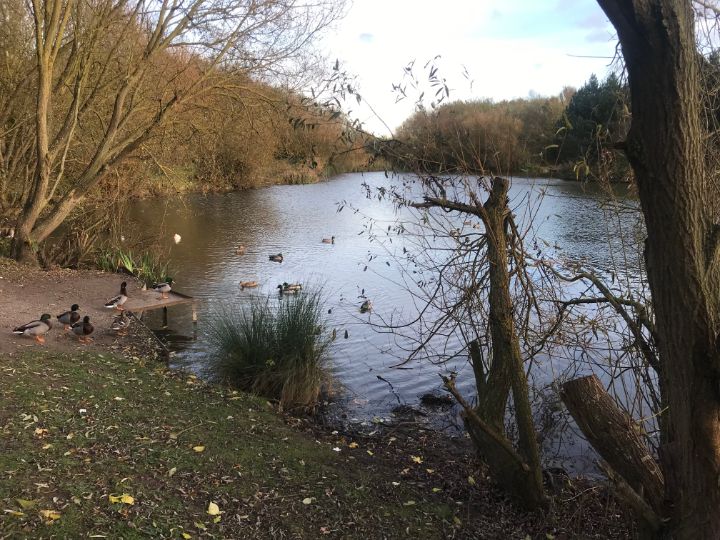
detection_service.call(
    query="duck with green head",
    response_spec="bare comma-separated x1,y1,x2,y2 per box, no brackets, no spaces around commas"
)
57,304,80,330
13,314,53,344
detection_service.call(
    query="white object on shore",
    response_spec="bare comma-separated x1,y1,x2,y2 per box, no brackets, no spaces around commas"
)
173,233,182,244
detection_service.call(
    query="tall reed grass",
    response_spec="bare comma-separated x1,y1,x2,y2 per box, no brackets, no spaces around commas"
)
206,289,332,412
96,247,171,286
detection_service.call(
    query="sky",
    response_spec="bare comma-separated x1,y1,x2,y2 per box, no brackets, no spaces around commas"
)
321,0,619,135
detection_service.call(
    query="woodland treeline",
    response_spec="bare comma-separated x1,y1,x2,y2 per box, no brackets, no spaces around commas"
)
392,73,631,180
0,0,368,256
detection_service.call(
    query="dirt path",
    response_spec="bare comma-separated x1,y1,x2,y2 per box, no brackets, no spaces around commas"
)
0,258,148,355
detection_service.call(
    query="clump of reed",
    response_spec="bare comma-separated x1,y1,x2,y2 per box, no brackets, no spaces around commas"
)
96,247,171,286
206,288,332,412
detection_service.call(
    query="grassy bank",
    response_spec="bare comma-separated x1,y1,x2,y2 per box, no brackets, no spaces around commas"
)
0,349,632,538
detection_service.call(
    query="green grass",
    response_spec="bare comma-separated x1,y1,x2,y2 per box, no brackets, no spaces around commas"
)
206,290,332,412
96,247,171,286
0,351,461,539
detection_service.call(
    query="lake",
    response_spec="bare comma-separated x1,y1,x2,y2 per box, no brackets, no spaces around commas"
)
129,172,641,473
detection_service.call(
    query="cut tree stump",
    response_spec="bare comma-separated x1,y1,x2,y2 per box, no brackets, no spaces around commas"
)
560,375,664,515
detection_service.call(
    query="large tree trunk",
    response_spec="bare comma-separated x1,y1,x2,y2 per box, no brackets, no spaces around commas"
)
594,1,720,537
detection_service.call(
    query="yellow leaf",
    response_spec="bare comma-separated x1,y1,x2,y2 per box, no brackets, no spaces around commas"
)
16,499,35,509
109,493,134,505
206,502,221,515
425,468,435,474
302,497,313,505
4,510,24,517
213,516,221,523
39,509,61,520
168,467,177,477
403,500,416,506
192,446,205,453
182,534,192,539
366,450,374,456
41,444,53,450
432,487,442,493
468,476,476,486
34,428,48,437
410,455,423,464
453,516,462,526
194,521,206,530
348,442,359,449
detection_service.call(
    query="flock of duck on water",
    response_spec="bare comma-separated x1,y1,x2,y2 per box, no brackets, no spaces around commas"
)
11,279,174,345
13,234,373,345
238,236,372,313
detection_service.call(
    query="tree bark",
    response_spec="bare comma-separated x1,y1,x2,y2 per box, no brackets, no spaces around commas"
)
593,1,720,537
561,375,664,523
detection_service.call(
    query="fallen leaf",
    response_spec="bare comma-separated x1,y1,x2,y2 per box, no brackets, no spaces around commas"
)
194,521,206,530
168,467,177,477
39,509,61,520
332,447,341,452
302,498,313,505
432,487,442,493
426,468,435,474
182,533,192,539
16,499,35,509
410,455,423,464
348,442,359,449
108,493,134,505
207,502,221,515
468,476,476,486
403,500,416,506
192,446,205,453
366,450,374,456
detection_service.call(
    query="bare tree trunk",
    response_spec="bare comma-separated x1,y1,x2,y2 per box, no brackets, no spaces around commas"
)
457,177,546,510
590,1,720,537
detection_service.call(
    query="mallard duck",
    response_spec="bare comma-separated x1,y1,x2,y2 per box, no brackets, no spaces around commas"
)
277,284,300,295
360,300,373,313
281,282,302,291
236,245,247,255
13,314,52,343
105,282,128,310
111,311,131,335
57,304,80,330
240,281,259,289
269,253,284,263
72,316,94,343
152,278,173,299
321,236,335,244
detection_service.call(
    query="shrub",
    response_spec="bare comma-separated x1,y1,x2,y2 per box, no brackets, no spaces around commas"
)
206,289,332,412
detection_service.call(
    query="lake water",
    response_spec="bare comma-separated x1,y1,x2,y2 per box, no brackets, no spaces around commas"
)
129,172,640,472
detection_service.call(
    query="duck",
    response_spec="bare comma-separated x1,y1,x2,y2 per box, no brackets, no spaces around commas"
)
236,245,247,255
321,236,335,244
13,314,53,343
240,281,259,289
57,304,80,330
281,282,302,291
269,253,284,263
72,315,94,343
111,311,131,335
360,300,373,313
105,281,128,310
277,284,300,295
152,278,174,299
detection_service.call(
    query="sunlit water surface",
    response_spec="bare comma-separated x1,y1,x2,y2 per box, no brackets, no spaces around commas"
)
129,172,641,473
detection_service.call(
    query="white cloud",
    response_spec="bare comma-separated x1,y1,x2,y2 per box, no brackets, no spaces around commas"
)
321,0,618,135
